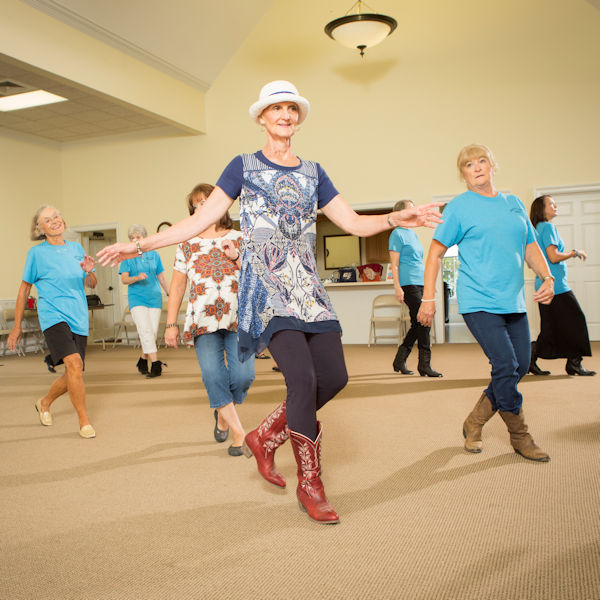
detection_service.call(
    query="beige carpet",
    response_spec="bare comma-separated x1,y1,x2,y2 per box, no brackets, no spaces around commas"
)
0,342,599,600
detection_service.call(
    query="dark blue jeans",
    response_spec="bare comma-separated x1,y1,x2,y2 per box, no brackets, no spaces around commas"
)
463,312,530,414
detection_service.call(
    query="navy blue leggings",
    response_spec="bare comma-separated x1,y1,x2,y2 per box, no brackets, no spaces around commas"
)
268,330,348,440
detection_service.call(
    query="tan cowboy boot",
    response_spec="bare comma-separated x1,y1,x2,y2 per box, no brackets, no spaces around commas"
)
499,410,550,462
462,392,496,453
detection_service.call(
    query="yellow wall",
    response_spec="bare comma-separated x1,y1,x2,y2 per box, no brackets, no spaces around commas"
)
2,0,600,300
0,132,62,297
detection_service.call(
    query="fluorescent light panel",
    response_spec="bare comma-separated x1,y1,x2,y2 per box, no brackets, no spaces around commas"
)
0,90,68,112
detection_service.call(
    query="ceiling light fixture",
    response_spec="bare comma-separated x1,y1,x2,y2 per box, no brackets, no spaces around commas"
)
324,0,397,57
0,90,68,112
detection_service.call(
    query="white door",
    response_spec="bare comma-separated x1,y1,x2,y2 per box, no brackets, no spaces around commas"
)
85,233,120,341
535,185,600,340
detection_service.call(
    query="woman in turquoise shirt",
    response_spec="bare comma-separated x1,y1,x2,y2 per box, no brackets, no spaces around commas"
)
418,144,555,462
528,195,595,376
8,205,97,438
119,224,170,378
389,199,442,377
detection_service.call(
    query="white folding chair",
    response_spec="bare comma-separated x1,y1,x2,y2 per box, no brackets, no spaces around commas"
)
368,294,411,346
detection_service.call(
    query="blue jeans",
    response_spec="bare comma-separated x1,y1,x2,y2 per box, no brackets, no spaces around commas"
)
194,330,255,409
463,312,530,414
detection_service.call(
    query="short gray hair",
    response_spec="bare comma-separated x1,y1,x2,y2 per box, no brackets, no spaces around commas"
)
31,205,64,241
393,199,414,212
128,224,147,239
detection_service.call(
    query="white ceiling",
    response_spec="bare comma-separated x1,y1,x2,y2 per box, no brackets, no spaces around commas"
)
22,0,275,90
0,0,274,142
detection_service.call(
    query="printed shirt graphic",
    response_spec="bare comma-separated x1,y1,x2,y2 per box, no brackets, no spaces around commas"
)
217,152,341,359
174,231,241,342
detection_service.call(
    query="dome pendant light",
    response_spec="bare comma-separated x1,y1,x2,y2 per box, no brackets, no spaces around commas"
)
324,1,397,57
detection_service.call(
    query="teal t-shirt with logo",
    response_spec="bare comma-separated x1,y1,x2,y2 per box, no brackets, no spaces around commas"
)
119,251,164,309
22,241,89,335
433,191,536,314
388,227,424,286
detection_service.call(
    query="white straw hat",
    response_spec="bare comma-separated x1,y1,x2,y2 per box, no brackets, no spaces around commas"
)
249,80,310,125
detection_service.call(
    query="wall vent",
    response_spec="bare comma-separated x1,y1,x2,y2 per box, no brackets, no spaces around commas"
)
0,79,36,97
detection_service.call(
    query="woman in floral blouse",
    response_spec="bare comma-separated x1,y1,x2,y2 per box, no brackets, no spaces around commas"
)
164,183,254,456
98,80,442,524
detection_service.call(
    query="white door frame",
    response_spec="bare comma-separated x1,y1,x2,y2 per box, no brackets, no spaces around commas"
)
71,222,123,342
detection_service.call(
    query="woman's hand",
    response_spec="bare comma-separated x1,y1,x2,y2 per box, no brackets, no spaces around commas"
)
164,326,179,349
390,202,445,229
533,278,554,305
97,241,137,267
80,255,96,274
417,300,436,327
574,249,587,261
221,239,239,261
395,287,405,303
137,273,148,281
7,328,22,352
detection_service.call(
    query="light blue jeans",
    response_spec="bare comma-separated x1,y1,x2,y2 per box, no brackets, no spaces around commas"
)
193,330,255,409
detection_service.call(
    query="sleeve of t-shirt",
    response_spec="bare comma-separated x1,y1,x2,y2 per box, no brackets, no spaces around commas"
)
388,228,404,252
433,200,463,248
154,252,164,275
173,243,187,275
515,197,536,245
118,258,131,275
316,163,339,209
540,222,560,250
22,247,39,285
216,155,244,200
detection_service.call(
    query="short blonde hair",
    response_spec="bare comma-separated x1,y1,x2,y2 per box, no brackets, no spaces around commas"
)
128,224,148,239
456,144,498,179
30,205,65,241
393,199,414,212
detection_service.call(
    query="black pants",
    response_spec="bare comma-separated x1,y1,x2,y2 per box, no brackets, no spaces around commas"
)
400,285,430,352
269,330,348,440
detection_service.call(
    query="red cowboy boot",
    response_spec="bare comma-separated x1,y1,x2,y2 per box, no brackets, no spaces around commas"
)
289,422,339,524
242,402,289,487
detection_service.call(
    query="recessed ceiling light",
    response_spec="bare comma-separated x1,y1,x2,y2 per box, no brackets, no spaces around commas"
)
0,90,67,112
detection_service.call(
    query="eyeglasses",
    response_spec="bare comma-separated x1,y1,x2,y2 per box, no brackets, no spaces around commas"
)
38,214,62,226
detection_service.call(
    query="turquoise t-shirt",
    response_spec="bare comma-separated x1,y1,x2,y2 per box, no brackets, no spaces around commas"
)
534,221,570,294
433,191,536,314
22,241,89,335
119,251,164,309
388,227,424,286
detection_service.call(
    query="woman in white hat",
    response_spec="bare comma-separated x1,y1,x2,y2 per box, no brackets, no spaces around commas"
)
98,80,443,524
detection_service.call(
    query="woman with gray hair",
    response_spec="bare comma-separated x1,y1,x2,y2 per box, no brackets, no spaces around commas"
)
8,205,97,438
98,80,443,524
389,199,442,377
119,224,170,377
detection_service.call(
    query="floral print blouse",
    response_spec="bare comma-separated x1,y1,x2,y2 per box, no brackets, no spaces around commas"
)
173,230,241,342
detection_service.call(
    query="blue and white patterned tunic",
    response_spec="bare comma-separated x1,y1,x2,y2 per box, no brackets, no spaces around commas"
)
217,151,342,360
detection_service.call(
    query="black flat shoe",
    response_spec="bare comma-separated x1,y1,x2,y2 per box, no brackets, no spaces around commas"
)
256,352,271,359
272,366,281,372
228,444,244,456
213,409,229,443
43,354,56,373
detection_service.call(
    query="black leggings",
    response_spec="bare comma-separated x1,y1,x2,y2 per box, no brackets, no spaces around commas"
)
401,285,430,352
269,330,348,440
